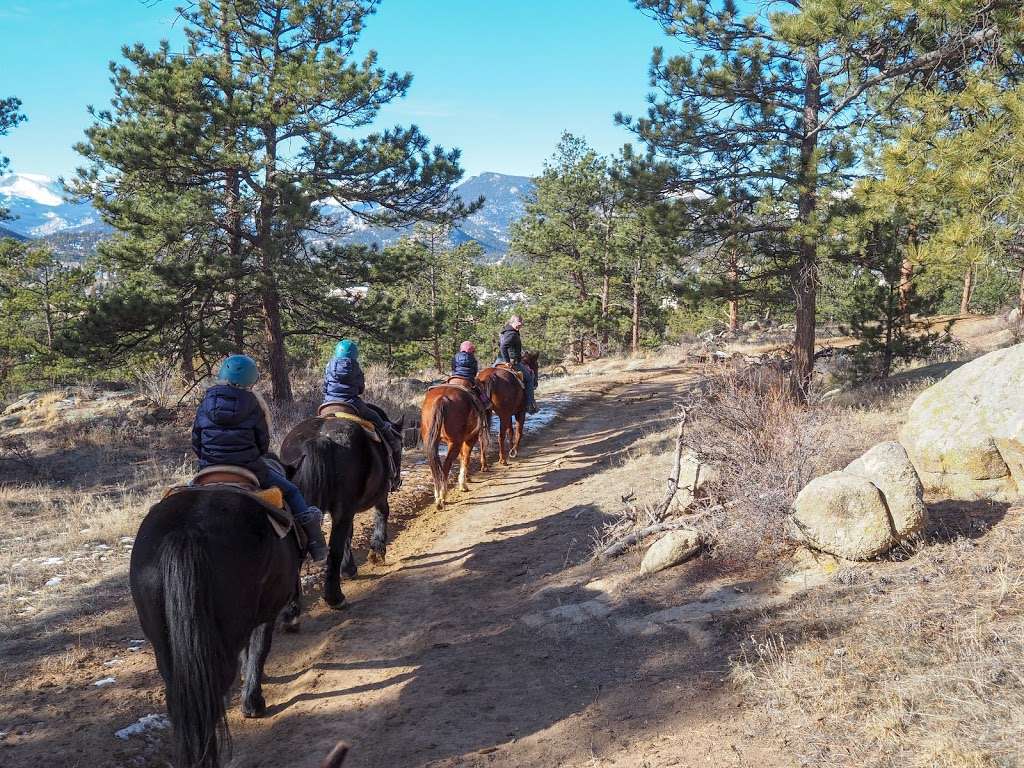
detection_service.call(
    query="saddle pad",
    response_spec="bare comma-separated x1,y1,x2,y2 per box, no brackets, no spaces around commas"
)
194,464,261,486
162,485,292,539
324,411,381,442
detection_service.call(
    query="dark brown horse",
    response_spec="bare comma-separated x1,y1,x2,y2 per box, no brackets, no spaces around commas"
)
420,383,490,509
477,351,538,464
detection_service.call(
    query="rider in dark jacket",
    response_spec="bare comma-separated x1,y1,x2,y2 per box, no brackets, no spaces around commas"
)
192,355,327,561
322,339,403,490
496,315,537,413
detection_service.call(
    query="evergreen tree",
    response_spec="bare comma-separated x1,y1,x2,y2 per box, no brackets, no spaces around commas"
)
0,96,26,220
621,0,1019,399
74,0,477,400
0,241,89,391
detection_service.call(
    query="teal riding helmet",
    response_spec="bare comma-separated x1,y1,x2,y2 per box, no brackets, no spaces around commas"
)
218,354,259,387
333,339,359,359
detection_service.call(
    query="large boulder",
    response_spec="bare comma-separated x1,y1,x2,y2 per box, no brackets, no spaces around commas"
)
900,344,1024,500
640,529,702,575
791,441,928,560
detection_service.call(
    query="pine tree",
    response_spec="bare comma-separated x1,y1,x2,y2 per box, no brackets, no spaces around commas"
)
74,0,476,400
0,96,26,221
0,240,89,391
621,0,1019,399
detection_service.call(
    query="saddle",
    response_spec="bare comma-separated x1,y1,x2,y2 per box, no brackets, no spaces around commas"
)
164,464,302,545
432,378,490,419
495,362,526,389
317,403,381,442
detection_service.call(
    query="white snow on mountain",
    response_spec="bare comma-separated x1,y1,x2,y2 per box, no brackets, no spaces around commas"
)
0,173,106,238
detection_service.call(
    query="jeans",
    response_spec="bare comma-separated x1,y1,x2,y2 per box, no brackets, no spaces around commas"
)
264,466,315,524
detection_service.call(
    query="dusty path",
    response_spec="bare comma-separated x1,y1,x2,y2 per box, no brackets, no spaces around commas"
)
227,366,787,768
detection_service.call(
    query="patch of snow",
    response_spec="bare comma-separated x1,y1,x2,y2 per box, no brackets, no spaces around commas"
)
0,173,63,206
119,536,134,544
44,576,63,587
115,714,170,740
41,557,64,567
92,676,117,687
103,658,123,667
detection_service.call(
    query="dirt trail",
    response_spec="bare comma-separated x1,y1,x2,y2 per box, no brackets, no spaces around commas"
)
227,366,790,768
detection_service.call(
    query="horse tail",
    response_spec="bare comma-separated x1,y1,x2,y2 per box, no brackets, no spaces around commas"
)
294,435,343,513
159,528,231,768
425,397,448,496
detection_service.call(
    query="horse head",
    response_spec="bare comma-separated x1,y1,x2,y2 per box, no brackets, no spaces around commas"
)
521,351,540,378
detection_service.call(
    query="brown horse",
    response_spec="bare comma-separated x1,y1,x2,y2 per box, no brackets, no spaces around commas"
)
420,383,490,509
477,351,538,464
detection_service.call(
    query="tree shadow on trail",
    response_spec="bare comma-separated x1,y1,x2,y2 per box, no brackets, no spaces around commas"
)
235,500,853,768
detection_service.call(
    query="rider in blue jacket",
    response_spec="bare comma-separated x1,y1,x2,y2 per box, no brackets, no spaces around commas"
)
322,340,403,490
451,340,488,408
192,355,328,561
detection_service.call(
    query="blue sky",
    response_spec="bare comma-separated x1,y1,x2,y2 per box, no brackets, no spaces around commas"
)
0,0,665,181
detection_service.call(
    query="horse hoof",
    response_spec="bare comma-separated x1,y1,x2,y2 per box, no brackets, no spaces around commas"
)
324,590,346,609
342,563,358,578
242,699,266,719
282,620,301,634
329,598,349,612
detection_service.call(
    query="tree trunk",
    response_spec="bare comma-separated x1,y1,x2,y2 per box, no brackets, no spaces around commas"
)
898,225,917,318
960,265,974,315
727,254,739,332
258,126,292,402
791,48,821,403
632,251,641,353
1018,266,1024,314
221,9,245,351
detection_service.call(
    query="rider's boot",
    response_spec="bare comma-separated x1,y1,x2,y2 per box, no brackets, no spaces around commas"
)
385,429,403,491
300,506,328,562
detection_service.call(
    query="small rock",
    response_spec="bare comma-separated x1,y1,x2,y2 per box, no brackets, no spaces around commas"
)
114,714,170,740
92,677,117,687
640,529,702,575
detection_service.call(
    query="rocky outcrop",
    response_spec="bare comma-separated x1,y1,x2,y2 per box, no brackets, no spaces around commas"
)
640,529,702,574
791,441,927,560
900,344,1024,500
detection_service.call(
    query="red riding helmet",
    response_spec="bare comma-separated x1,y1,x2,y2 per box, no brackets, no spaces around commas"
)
459,340,476,354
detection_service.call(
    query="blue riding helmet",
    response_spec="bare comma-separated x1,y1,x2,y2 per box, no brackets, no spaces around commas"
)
333,339,359,360
218,354,259,388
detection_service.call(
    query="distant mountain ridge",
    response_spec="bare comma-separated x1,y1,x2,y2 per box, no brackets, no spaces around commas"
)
0,171,534,260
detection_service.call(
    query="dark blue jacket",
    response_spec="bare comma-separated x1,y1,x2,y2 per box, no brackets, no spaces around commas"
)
191,384,269,469
451,351,478,379
323,356,365,405
498,325,522,364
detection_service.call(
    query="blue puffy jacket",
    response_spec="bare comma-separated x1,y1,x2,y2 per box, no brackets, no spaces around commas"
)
451,351,478,379
191,384,269,469
323,356,365,405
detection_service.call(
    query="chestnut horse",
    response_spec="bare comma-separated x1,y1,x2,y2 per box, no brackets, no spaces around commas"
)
420,383,490,508
478,351,538,464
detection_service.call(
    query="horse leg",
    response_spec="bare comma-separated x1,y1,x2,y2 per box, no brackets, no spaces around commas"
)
281,570,302,633
511,411,525,458
241,621,274,718
499,415,510,465
368,498,389,564
341,522,357,578
323,508,351,608
458,439,474,492
439,440,461,507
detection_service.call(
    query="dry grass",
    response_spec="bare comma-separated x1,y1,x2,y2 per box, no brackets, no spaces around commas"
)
732,508,1024,767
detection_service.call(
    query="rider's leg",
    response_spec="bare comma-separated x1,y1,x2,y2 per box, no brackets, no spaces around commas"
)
264,465,327,562
517,363,538,413
356,402,402,491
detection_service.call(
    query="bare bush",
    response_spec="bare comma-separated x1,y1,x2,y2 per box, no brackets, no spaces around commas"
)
134,365,184,409
681,366,862,562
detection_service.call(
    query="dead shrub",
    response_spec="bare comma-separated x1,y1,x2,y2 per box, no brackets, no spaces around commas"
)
134,365,184,409
682,366,860,562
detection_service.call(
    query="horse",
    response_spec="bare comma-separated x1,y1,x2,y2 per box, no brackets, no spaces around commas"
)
281,408,404,609
129,486,303,768
477,351,539,464
420,382,491,509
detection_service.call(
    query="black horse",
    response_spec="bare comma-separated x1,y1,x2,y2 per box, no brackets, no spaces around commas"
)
129,488,303,768
282,411,404,608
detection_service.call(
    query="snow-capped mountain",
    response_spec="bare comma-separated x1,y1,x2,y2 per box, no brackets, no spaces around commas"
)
2,170,534,260
0,173,107,238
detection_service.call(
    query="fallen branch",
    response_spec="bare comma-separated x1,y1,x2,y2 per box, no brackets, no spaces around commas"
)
600,500,738,559
651,408,689,524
